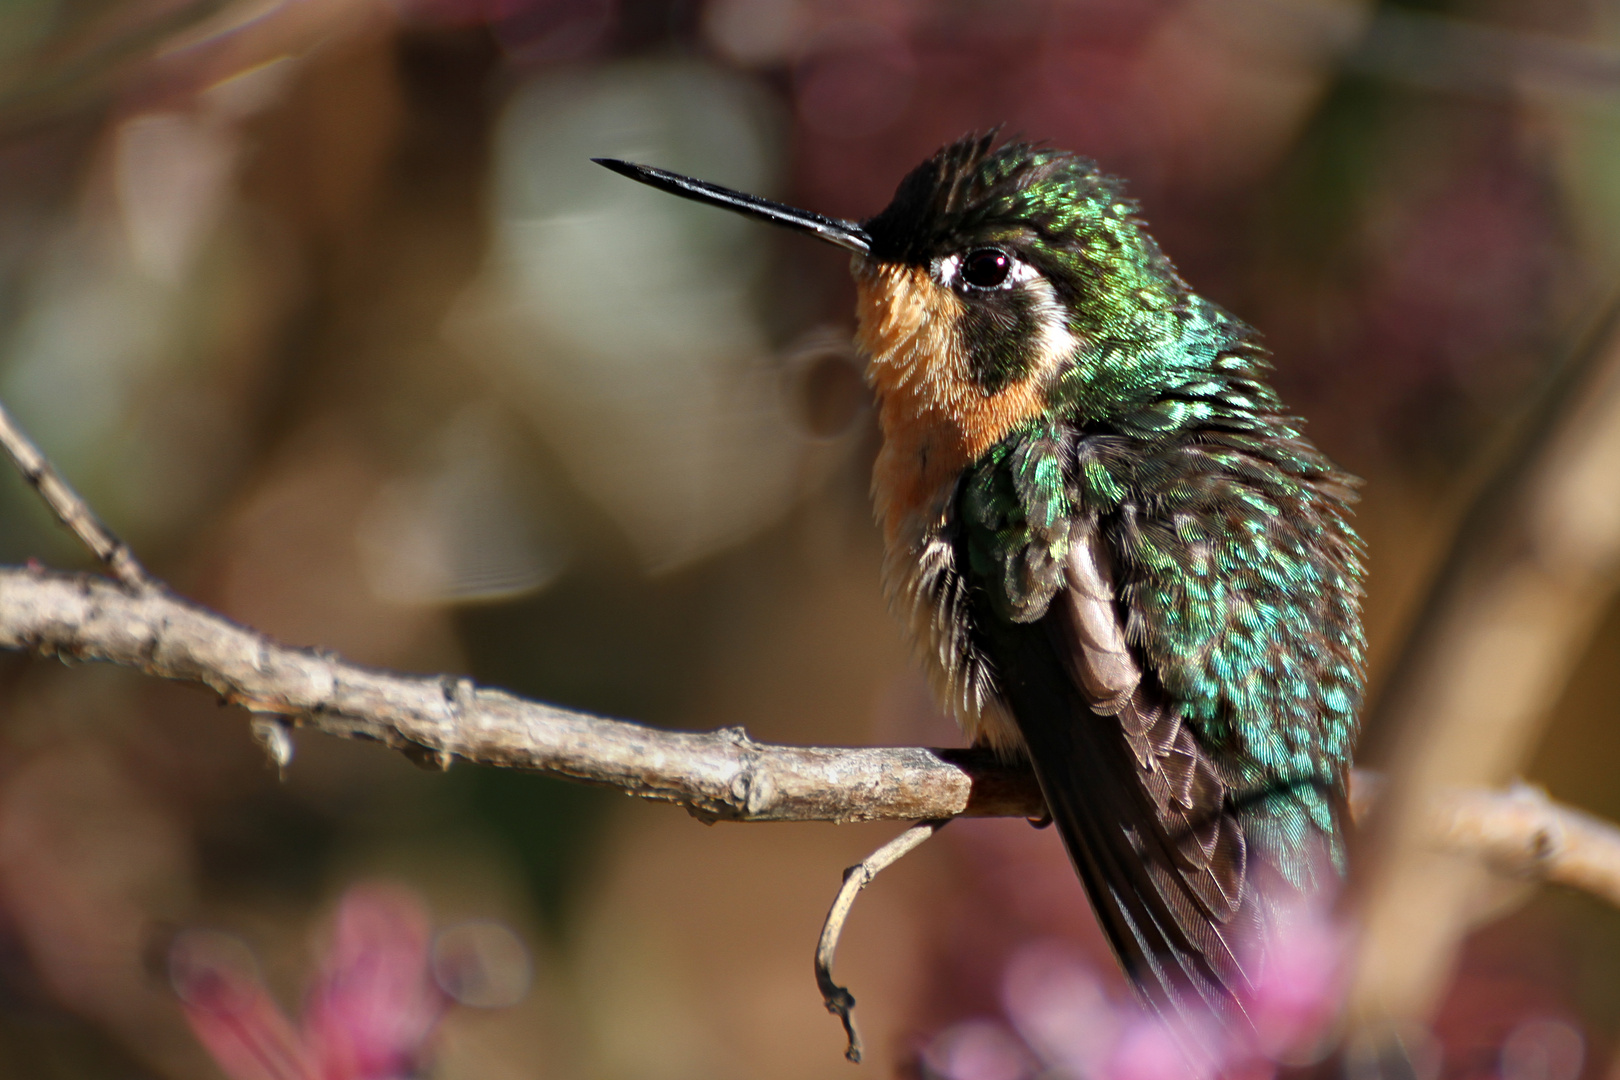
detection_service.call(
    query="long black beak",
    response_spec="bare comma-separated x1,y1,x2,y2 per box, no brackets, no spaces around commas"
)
593,158,870,255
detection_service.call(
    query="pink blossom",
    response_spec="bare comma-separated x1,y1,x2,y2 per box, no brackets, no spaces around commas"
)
922,902,1350,1080
302,885,448,1080
170,884,523,1080
170,930,316,1080
1240,903,1348,1063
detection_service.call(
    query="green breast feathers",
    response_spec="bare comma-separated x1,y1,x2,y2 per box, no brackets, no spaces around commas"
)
953,343,1366,790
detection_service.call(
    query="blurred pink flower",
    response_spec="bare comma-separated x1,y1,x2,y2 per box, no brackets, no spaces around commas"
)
1241,903,1346,1063
169,885,461,1080
921,900,1349,1080
303,885,448,1080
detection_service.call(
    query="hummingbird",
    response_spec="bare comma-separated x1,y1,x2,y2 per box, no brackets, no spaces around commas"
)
595,133,1365,1023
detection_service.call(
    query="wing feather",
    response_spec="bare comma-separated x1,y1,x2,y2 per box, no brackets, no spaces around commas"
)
982,521,1254,1020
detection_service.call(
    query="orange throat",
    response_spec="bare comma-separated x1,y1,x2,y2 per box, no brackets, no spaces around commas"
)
853,260,1050,553
852,258,1053,750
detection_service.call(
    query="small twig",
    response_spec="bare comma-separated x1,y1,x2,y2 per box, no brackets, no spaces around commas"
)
1429,781,1620,908
0,399,154,591
816,820,950,1063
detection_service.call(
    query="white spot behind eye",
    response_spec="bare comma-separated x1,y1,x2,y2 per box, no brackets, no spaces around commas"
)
1027,275,1081,369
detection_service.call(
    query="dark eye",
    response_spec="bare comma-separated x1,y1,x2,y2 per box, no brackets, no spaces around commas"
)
961,248,1013,289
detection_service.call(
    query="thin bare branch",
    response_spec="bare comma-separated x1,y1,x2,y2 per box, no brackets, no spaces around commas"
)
1427,782,1620,909
0,400,154,591
0,566,1040,823
816,820,950,1063
3,565,1620,903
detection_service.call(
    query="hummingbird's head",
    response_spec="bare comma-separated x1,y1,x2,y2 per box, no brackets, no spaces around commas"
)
852,132,1192,407
596,133,1197,429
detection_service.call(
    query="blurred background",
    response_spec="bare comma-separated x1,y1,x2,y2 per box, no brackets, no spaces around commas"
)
3,0,1620,1076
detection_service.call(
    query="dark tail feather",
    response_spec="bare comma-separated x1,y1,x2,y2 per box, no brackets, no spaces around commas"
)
986,605,1350,1039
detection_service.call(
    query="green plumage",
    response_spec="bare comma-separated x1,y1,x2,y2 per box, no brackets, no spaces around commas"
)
962,323,1365,803
962,338,1364,857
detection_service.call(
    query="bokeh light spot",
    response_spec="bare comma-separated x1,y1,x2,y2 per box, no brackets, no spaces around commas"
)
431,919,533,1009
1500,1017,1584,1080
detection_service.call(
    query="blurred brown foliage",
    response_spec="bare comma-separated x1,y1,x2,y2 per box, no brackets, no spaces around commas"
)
5,0,1620,1077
